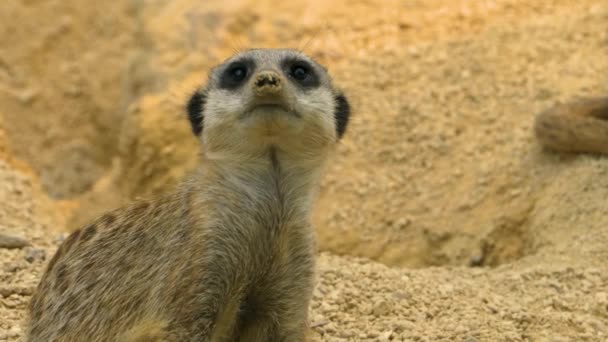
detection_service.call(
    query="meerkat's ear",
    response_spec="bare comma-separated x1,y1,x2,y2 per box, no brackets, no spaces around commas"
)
186,88,207,136
334,92,350,139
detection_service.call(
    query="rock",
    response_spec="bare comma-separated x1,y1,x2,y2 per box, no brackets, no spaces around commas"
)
0,233,30,249
24,248,46,263
0,285,35,297
2,262,23,273
372,300,393,317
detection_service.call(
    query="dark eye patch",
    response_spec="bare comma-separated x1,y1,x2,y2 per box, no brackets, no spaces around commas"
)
219,58,255,89
334,93,350,139
281,58,320,89
186,89,207,136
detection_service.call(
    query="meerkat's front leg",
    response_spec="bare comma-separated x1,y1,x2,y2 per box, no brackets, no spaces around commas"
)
236,261,315,341
236,295,312,342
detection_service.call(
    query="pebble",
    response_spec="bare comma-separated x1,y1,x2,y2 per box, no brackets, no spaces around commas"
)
2,261,23,273
24,247,46,263
372,300,392,317
0,233,30,249
0,285,35,297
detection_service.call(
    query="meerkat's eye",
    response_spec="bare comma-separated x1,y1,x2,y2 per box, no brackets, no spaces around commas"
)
219,60,254,89
291,64,309,81
228,65,247,81
284,60,319,88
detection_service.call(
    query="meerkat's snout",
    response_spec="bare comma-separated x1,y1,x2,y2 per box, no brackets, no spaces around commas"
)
247,69,292,116
254,71,282,95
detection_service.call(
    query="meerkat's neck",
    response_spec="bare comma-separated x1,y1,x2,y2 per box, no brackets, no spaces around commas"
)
194,147,329,226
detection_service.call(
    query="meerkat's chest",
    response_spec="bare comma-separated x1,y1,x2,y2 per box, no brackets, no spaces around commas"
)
200,168,316,281
218,191,314,273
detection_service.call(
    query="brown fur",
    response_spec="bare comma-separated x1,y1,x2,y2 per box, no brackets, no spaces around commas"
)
24,49,349,342
534,96,608,154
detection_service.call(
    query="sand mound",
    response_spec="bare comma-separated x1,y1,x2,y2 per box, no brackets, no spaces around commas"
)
2,146,608,341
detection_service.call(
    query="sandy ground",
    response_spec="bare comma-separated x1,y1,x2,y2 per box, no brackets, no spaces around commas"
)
1,0,608,341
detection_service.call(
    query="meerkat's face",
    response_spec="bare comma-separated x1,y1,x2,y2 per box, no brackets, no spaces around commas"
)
187,49,350,159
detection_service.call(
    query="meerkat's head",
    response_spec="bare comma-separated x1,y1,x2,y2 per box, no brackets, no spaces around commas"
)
186,48,350,160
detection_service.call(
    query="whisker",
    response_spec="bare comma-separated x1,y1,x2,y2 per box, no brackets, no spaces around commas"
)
236,35,248,53
296,20,327,57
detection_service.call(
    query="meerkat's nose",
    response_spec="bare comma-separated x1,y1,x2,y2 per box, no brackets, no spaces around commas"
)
254,71,282,95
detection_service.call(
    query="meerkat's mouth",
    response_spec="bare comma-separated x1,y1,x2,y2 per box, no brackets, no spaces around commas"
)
252,104,288,111
241,103,300,119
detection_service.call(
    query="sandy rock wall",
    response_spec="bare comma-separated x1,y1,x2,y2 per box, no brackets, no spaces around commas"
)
52,0,608,269
0,1,144,199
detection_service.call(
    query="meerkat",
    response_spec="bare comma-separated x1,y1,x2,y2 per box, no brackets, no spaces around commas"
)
534,96,608,154
25,48,351,342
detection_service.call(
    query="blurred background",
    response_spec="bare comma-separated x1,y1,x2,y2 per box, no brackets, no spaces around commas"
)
1,0,607,268
1,1,608,339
